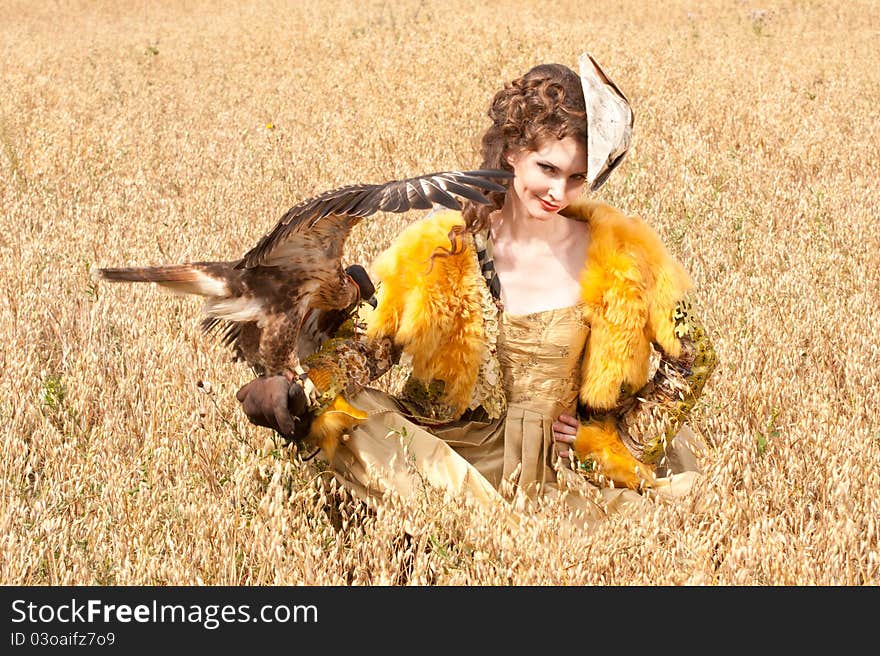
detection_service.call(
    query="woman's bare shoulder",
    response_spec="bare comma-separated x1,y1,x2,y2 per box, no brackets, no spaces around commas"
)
564,214,592,261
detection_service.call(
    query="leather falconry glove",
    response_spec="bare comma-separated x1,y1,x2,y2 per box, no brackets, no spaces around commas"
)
236,375,312,443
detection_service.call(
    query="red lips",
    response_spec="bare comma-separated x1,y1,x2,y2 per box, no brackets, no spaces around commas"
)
538,198,560,212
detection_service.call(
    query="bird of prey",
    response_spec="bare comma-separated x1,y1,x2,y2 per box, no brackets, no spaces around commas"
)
93,170,511,383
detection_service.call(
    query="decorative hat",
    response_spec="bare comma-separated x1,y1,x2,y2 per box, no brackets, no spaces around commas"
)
578,52,634,191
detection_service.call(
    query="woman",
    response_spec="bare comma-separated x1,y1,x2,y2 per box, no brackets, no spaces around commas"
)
236,53,716,526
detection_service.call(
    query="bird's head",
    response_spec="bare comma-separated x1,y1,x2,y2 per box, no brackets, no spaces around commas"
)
344,264,377,309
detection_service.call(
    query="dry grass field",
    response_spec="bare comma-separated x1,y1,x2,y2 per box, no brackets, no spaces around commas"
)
2,0,878,586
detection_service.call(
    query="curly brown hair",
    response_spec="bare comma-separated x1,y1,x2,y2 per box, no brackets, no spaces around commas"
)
440,63,587,254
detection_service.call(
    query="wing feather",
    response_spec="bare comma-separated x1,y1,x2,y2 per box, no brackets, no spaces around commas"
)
404,180,433,209
312,187,374,224
237,169,511,269
422,178,462,210
348,187,386,216
335,187,376,216
426,176,499,206
251,214,357,269
378,181,408,213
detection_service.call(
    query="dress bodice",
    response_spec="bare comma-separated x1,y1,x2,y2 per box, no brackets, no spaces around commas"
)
497,304,589,418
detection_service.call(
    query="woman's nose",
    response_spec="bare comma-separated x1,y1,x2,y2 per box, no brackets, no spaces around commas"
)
547,179,563,200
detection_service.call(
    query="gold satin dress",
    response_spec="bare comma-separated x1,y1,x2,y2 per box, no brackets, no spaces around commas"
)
328,304,703,528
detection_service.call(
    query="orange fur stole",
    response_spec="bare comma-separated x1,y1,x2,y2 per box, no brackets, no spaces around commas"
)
366,201,692,418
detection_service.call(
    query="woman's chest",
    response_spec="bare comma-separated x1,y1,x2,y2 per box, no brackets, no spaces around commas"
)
491,244,585,316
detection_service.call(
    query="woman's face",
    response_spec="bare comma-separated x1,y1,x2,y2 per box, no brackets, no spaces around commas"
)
506,136,588,220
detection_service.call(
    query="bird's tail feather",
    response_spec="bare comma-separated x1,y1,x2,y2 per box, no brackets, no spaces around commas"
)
92,264,229,297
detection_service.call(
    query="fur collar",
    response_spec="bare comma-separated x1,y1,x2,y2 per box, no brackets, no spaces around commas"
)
561,199,692,409
365,201,692,414
366,211,485,415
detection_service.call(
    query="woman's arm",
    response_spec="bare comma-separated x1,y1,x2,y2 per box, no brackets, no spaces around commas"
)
236,317,400,444
615,299,716,463
297,326,400,415
553,299,717,489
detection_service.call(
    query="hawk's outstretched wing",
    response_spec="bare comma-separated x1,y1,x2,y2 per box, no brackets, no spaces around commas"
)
238,169,511,269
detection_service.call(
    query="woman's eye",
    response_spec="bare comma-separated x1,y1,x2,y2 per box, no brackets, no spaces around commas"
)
538,163,554,172
571,174,586,182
